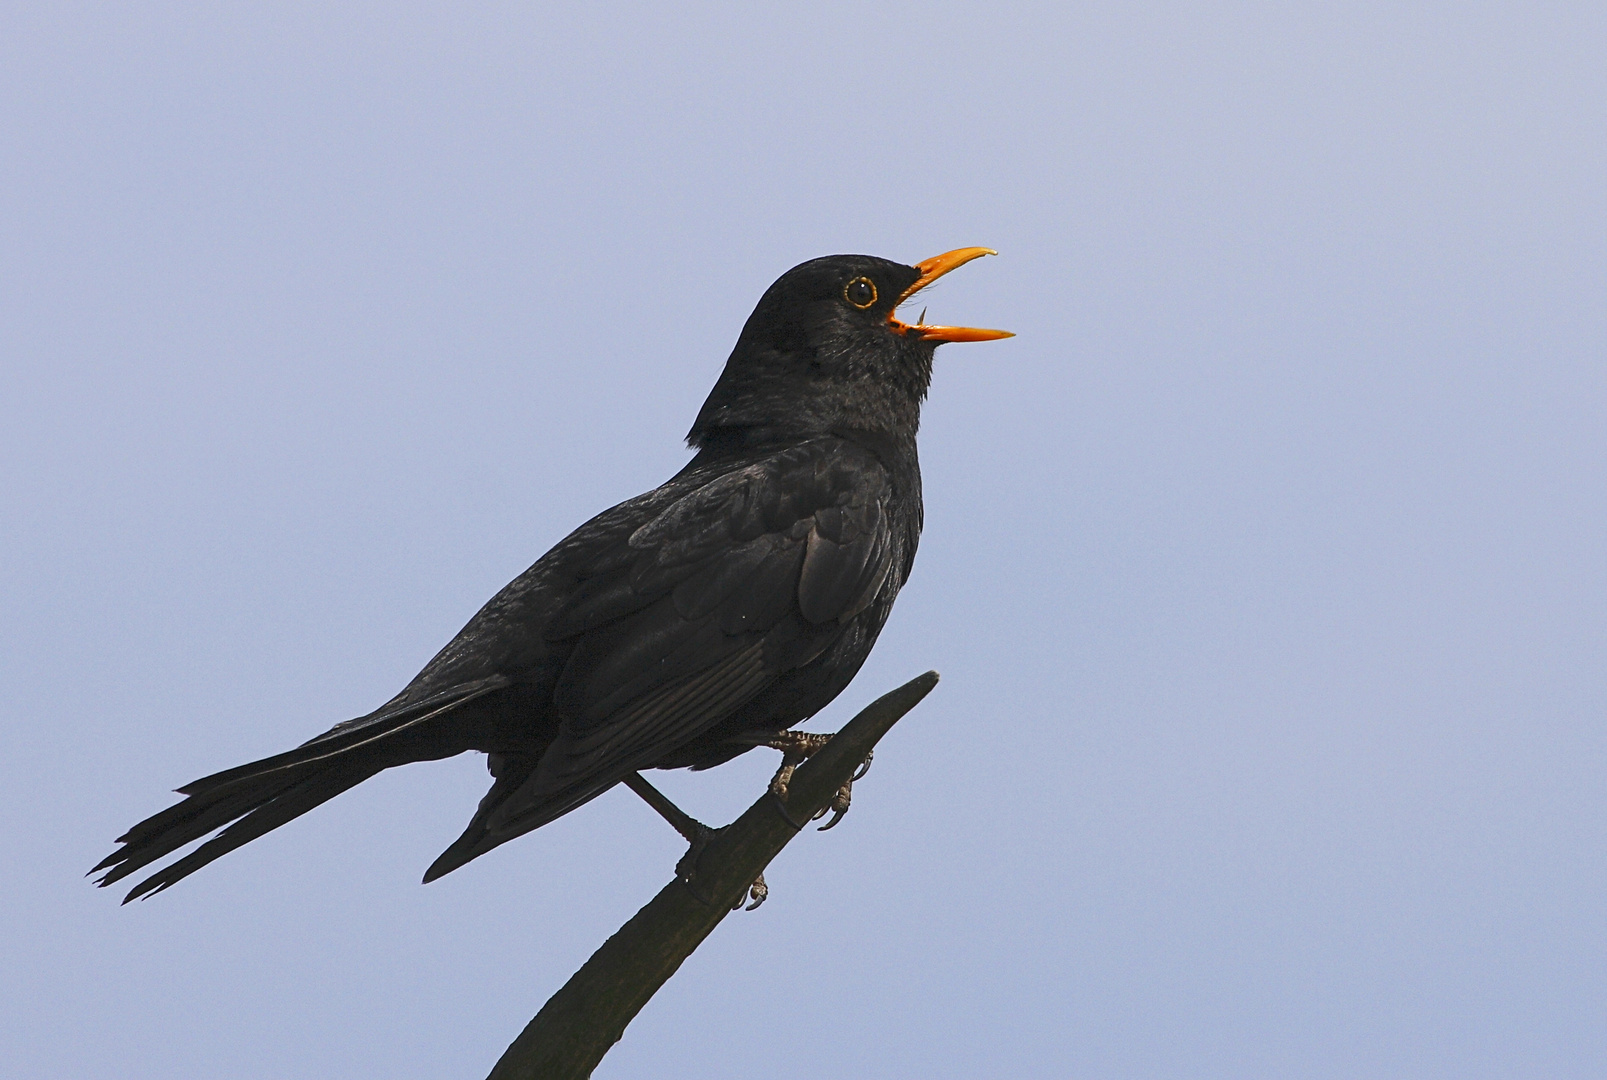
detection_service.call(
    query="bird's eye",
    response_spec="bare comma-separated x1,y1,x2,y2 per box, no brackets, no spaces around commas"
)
844,277,878,308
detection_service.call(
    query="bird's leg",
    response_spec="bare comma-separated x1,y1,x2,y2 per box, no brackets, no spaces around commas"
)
762,731,831,799
622,771,705,845
760,731,874,831
622,772,767,910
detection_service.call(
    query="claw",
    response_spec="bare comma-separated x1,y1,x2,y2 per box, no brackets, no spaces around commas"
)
741,874,768,911
852,749,874,782
816,779,853,831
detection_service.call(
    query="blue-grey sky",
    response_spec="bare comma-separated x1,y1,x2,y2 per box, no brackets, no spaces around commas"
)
4,4,1604,1078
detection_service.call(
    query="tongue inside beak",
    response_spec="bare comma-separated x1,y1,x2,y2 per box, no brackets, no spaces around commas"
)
889,247,1014,342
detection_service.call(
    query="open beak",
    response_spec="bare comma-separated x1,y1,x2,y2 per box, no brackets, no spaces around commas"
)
889,247,1014,342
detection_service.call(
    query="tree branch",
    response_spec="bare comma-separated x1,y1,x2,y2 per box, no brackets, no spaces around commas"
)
485,670,941,1080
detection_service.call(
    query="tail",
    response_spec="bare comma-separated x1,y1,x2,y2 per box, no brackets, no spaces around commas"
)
93,675,510,902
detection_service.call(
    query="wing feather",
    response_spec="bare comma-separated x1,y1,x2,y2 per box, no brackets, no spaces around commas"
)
798,499,888,624
485,641,770,835
443,439,903,861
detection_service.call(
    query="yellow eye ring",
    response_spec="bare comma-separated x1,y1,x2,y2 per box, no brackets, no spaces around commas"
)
844,277,877,308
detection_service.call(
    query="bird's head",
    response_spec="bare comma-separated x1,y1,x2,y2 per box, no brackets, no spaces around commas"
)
687,248,1011,454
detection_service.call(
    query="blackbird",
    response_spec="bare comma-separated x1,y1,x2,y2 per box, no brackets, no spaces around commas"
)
94,247,1010,903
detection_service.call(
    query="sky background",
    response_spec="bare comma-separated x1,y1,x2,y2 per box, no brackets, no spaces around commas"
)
3,4,1604,1078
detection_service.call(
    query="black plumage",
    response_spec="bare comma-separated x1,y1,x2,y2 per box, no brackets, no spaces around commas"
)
94,248,1009,901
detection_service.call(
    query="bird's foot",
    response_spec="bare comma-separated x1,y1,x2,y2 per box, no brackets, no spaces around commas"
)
765,731,832,800
670,825,767,910
628,772,766,911
764,731,873,831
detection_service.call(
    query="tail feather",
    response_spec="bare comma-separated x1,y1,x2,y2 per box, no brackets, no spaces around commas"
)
175,676,509,798
118,764,380,903
92,775,304,883
94,674,511,899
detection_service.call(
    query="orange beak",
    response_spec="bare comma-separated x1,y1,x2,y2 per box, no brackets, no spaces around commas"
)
889,247,1014,342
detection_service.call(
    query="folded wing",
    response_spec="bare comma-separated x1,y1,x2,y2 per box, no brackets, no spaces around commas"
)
424,439,899,879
